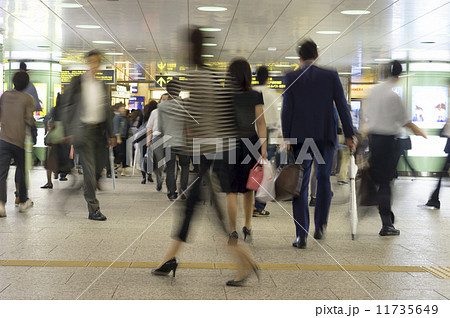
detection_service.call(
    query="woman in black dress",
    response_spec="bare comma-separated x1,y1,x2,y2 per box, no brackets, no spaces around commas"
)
225,59,267,241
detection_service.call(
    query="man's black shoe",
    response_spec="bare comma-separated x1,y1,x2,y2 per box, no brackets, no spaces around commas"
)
106,173,112,178
309,197,316,207
425,200,440,209
314,227,324,240
168,194,177,201
148,174,154,183
89,211,107,221
379,225,400,236
156,183,162,192
292,237,307,249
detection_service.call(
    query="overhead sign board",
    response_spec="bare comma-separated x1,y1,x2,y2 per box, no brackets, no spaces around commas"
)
61,70,115,85
251,76,286,89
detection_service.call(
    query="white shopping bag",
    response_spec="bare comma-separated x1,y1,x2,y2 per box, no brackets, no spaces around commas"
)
255,159,276,203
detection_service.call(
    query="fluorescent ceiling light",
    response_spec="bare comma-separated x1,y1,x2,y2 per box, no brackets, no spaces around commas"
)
115,61,129,64
93,40,114,44
268,47,277,51
123,68,137,70
269,71,281,74
105,52,123,55
201,54,214,58
204,63,212,66
199,28,221,32
275,65,291,68
437,33,450,37
202,43,217,47
420,41,435,44
285,56,298,59
401,48,421,51
340,10,370,15
355,66,371,69
76,25,101,29
197,6,227,12
338,72,353,75
316,31,341,35
61,60,77,63
374,58,391,62
56,3,83,8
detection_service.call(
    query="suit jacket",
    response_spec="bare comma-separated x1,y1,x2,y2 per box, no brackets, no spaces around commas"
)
62,75,113,147
282,64,354,146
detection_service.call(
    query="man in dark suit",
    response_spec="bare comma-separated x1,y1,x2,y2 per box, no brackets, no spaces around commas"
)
282,39,356,248
63,50,116,221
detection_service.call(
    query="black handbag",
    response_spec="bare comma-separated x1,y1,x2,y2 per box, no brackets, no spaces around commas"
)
274,164,304,201
396,137,412,151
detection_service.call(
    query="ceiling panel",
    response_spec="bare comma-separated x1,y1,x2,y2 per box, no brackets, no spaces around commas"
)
0,0,447,74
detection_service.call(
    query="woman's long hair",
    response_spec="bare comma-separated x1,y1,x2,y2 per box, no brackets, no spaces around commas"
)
228,58,252,91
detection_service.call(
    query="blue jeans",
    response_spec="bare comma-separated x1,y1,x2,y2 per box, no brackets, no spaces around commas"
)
254,144,277,212
292,141,335,238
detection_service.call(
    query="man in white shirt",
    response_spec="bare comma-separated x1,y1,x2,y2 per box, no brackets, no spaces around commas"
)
363,61,426,236
63,50,115,221
252,66,282,216
146,94,167,192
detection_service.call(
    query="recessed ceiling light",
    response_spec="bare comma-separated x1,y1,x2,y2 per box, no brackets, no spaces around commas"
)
355,66,371,69
201,54,214,58
61,60,77,63
269,71,281,74
202,43,217,47
136,47,146,51
56,3,83,8
105,52,123,55
93,40,114,44
199,28,221,32
316,31,341,35
204,63,212,66
285,56,299,59
420,41,435,44
76,25,101,29
37,45,50,48
374,58,391,62
268,47,277,51
338,72,353,75
197,6,227,12
275,64,291,68
340,10,371,15
115,61,128,64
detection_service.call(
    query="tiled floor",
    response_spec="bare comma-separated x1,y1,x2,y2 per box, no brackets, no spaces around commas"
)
0,167,449,300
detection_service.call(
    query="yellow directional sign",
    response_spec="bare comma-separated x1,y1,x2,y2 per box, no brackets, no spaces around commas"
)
157,62,166,71
292,63,300,71
156,77,166,87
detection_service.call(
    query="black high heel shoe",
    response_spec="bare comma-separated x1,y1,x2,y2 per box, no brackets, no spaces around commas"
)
40,183,53,189
242,226,251,241
151,258,178,277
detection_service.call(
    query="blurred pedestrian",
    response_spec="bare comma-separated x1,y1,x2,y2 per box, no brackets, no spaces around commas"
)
62,50,116,221
363,60,426,235
224,58,267,241
0,71,35,217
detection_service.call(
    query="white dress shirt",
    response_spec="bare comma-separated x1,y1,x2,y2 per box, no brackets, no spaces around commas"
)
363,79,409,136
146,109,161,138
80,73,106,124
253,85,282,143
